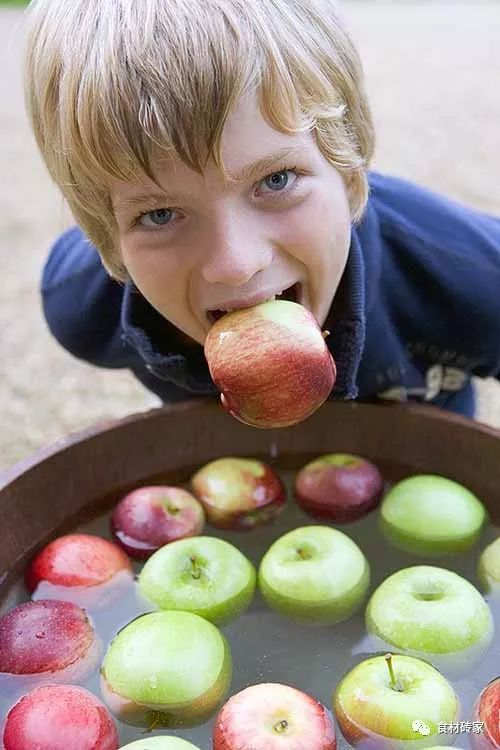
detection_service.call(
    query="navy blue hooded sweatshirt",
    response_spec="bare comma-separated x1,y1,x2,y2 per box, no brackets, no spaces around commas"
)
41,172,500,417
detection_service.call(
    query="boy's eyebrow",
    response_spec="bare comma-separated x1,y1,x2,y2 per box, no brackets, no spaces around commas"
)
113,146,305,210
225,145,304,184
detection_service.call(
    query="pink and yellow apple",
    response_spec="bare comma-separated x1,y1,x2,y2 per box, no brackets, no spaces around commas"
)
213,682,336,750
111,486,205,559
191,457,285,529
204,300,336,429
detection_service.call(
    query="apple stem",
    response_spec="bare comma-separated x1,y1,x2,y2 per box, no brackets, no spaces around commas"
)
385,653,402,692
322,329,330,339
148,711,163,731
190,555,201,580
296,547,311,561
274,719,289,734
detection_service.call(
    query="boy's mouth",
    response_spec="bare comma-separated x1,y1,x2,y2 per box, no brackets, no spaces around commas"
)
207,282,302,325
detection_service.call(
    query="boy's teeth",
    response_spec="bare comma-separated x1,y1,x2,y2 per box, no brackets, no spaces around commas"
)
226,295,276,312
211,287,299,322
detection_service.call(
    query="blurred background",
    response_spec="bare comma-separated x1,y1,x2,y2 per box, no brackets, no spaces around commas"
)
1,1,499,471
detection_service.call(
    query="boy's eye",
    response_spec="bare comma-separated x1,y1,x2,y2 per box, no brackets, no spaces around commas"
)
261,169,296,193
140,208,173,227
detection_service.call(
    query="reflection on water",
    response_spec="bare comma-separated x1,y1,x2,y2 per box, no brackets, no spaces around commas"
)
0,468,499,748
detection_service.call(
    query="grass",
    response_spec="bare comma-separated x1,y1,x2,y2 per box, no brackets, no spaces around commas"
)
0,0,28,5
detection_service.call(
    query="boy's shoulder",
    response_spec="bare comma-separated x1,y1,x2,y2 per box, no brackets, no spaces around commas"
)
366,171,500,265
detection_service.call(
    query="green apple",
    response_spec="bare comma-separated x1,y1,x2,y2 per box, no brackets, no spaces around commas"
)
138,536,256,626
380,474,487,556
477,537,500,592
366,566,493,675
101,610,232,728
119,739,201,749
334,653,459,749
258,525,370,624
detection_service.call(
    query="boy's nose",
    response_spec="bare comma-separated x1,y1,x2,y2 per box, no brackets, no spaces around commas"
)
200,221,273,286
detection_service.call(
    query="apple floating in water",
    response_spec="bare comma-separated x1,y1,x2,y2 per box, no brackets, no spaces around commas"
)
2,684,119,750
0,599,98,682
111,486,205,559
471,677,500,750
478,538,500,592
138,536,256,625
334,653,459,750
258,525,370,625
26,533,134,607
191,457,285,529
120,739,201,749
295,453,384,522
204,299,336,429
213,682,336,750
380,474,487,556
365,566,493,676
101,610,232,728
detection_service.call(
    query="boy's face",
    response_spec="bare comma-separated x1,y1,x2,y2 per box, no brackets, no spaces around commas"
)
111,91,352,345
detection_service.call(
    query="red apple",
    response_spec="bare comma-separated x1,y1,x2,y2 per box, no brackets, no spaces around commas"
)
0,600,98,680
191,457,285,529
111,486,205,559
25,533,133,594
295,454,384,522
2,684,119,750
213,682,336,750
472,677,500,750
204,300,336,429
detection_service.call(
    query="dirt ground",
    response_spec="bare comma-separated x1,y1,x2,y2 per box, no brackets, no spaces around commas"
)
1,2,500,472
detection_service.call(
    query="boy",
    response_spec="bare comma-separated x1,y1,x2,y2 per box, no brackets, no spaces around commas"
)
25,0,500,419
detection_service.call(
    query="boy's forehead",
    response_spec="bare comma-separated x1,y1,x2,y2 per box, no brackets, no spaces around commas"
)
110,93,318,203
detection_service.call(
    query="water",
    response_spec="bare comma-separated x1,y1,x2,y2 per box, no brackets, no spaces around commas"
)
1,467,499,749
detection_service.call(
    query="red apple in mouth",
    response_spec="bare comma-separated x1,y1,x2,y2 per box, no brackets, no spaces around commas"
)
471,677,500,750
213,682,336,750
111,486,205,559
204,298,336,429
294,454,384,522
191,456,286,529
2,684,119,750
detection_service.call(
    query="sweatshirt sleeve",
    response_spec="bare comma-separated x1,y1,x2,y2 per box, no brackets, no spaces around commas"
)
40,227,209,405
40,226,135,368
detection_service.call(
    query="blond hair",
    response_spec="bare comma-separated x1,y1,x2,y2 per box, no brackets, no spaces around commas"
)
25,0,375,280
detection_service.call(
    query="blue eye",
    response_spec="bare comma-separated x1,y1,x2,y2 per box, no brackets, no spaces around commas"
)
263,170,291,191
140,208,174,227
143,208,173,226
